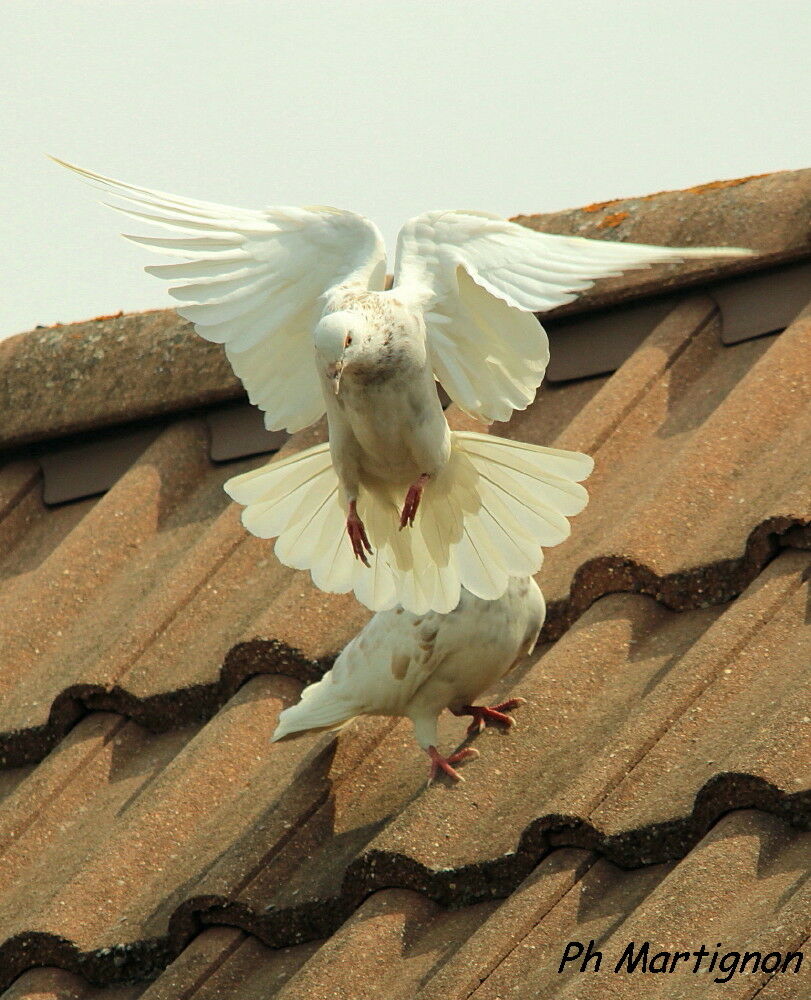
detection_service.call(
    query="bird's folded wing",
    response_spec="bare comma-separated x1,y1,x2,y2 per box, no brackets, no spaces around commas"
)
392,210,751,423
54,158,387,433
336,608,447,708
272,608,444,739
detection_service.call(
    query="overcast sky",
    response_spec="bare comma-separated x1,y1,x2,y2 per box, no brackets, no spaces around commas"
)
2,0,809,341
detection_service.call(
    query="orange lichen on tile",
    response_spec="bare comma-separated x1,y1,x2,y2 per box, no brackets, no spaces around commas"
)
582,198,622,213
632,172,773,204
90,310,125,323
596,210,629,229
682,171,771,196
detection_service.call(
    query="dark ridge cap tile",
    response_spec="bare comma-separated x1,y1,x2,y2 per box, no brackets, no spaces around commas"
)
540,512,811,642
513,167,811,319
0,782,806,991
2,170,808,454
1,513,807,770
0,640,332,769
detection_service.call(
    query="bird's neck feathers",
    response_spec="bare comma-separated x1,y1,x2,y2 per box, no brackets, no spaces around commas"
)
339,336,416,390
317,298,426,382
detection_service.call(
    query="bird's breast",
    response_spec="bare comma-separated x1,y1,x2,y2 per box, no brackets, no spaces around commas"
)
337,362,448,486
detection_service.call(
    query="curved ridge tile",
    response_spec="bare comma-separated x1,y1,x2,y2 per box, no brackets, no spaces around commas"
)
3,169,808,454
0,553,806,990
513,167,811,317
0,519,808,768
0,791,807,990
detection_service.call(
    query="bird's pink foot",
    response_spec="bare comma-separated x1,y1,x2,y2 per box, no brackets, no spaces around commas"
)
454,697,528,736
346,500,372,567
427,745,480,784
399,473,431,529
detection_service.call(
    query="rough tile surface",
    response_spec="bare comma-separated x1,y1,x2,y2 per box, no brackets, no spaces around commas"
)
516,168,811,316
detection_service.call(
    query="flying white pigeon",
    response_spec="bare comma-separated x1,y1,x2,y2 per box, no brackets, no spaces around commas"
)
272,575,546,782
55,159,751,614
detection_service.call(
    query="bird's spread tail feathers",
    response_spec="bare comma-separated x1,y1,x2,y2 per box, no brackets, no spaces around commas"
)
225,433,592,615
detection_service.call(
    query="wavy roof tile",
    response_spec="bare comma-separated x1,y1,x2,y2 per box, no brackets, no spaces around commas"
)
0,169,809,996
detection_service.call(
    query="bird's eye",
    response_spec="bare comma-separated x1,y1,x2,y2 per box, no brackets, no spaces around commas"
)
344,335,353,347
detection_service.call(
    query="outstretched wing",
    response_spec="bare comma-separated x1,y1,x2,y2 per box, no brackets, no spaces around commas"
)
392,210,751,423
55,158,387,433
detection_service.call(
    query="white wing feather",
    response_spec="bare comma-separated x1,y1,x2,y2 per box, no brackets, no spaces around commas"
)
392,209,751,422
54,158,387,433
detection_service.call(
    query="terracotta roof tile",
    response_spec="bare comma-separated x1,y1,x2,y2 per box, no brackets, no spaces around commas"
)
6,814,805,997
0,551,807,986
0,967,138,999
501,296,811,634
2,298,809,753
1,171,809,993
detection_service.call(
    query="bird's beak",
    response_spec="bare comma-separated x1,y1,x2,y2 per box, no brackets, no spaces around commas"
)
327,361,343,395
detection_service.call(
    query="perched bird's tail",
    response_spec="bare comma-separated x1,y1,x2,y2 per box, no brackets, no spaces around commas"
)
272,674,358,741
225,432,592,615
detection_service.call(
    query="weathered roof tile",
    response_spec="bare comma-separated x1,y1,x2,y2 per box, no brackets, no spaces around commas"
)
1,170,809,994
516,168,811,317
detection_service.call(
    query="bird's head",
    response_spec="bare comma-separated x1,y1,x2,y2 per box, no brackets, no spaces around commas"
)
314,311,369,394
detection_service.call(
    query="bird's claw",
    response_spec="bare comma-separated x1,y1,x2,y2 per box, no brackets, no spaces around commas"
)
399,474,430,529
457,698,528,736
427,745,480,784
346,502,372,567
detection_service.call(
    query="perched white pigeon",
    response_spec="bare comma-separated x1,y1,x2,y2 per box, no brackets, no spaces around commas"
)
272,575,546,782
56,159,750,614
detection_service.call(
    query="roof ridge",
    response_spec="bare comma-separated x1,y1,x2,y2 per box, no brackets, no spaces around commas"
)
523,171,775,220
2,167,809,453
0,782,806,990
